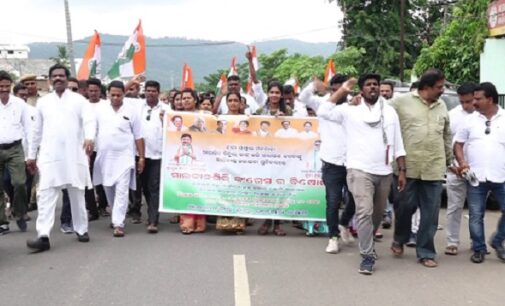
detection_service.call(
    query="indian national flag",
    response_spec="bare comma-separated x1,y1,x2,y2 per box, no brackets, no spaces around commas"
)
77,30,101,80
181,63,194,89
249,45,259,71
324,58,336,85
228,57,238,77
216,73,227,91
107,20,146,80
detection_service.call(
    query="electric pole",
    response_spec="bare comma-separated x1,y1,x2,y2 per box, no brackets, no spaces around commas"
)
64,0,76,76
399,0,405,82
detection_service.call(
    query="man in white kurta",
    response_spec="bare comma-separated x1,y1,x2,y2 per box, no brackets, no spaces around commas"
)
93,81,144,237
26,64,96,252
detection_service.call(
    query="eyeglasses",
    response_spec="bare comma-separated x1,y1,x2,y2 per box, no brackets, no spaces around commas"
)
146,108,152,121
485,120,491,135
68,87,78,92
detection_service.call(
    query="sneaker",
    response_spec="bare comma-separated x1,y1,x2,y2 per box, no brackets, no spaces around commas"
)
60,223,73,234
0,224,10,235
358,255,375,275
490,240,505,262
325,237,339,254
372,249,379,260
406,233,417,247
470,251,486,263
338,225,355,244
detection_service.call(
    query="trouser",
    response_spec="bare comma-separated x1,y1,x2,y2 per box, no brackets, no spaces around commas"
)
140,158,161,225
393,177,442,260
467,181,505,253
2,168,33,209
321,161,346,237
103,170,131,227
339,184,356,228
445,172,466,246
85,152,99,216
0,143,27,223
128,157,142,218
36,186,88,237
347,169,392,256
60,189,72,225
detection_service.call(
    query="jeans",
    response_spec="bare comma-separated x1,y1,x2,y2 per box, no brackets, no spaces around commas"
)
321,162,347,237
339,184,356,227
140,158,161,225
393,177,443,260
60,189,72,225
467,181,505,252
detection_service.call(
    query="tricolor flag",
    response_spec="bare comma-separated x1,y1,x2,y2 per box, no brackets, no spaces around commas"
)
324,58,336,85
228,57,238,77
77,30,101,80
216,73,227,91
181,63,194,89
107,20,146,80
285,77,300,94
249,45,259,71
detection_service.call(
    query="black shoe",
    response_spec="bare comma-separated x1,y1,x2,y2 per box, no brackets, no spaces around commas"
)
27,203,37,212
88,214,99,221
490,241,505,262
0,224,10,235
16,218,27,232
27,237,50,252
470,251,486,263
76,232,90,243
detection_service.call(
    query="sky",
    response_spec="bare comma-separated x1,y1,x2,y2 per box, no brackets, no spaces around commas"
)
1,0,343,45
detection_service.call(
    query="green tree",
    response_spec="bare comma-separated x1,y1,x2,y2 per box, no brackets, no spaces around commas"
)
50,45,70,68
414,0,488,84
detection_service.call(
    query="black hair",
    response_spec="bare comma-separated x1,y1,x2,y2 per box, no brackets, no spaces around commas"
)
266,80,287,114
227,75,240,82
409,81,419,91
456,82,477,96
172,115,183,122
108,80,125,92
13,83,26,94
283,85,294,95
358,73,381,89
475,82,499,104
380,80,395,91
226,91,242,102
330,74,348,86
239,120,249,127
87,78,102,88
0,70,13,82
181,133,192,140
418,69,445,90
49,64,70,78
304,121,312,126
260,120,270,126
145,80,160,92
78,80,88,89
68,77,79,84
181,88,199,105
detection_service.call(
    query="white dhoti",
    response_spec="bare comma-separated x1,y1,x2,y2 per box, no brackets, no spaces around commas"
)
103,170,131,227
36,186,88,237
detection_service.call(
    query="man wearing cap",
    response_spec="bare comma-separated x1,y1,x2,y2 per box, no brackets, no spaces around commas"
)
318,74,406,275
20,74,40,107
0,71,31,234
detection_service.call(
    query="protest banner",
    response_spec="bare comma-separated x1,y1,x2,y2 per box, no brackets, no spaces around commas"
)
159,112,326,221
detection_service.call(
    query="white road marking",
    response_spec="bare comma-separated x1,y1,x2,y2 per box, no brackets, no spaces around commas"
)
233,254,251,306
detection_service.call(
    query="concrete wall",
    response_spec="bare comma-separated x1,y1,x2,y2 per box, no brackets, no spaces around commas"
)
480,38,505,94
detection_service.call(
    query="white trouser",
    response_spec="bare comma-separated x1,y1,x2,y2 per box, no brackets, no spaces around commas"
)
36,186,88,237
411,209,420,234
445,172,467,246
103,170,131,227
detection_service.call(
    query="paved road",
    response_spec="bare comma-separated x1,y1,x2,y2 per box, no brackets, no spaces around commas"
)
1,208,504,306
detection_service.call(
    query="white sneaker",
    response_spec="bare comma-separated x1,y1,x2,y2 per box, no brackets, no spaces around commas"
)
339,225,355,244
325,237,339,254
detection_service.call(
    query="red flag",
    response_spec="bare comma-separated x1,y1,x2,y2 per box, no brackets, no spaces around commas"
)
181,63,194,89
228,57,238,77
216,73,227,91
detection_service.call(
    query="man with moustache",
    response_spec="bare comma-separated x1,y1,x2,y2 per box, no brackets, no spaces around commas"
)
26,64,95,252
20,74,41,107
0,71,31,234
318,74,406,275
390,69,452,268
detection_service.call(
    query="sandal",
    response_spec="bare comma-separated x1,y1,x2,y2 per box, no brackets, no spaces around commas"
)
419,258,438,268
391,241,404,256
257,223,270,235
181,227,193,235
113,227,125,237
273,226,286,236
444,245,458,256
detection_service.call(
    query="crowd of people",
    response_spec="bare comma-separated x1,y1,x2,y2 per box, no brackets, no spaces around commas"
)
1,51,505,276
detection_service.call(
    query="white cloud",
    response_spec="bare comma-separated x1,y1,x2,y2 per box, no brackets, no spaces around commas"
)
1,0,343,44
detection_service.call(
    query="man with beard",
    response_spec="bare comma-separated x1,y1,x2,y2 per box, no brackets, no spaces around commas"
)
380,81,394,101
318,74,406,275
390,69,452,268
26,64,95,252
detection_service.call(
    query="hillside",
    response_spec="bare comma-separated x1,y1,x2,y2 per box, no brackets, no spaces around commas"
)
28,35,337,88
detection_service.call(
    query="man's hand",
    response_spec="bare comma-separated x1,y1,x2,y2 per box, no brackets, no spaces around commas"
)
83,139,94,156
245,51,252,61
313,77,326,94
342,78,357,92
397,172,407,192
137,158,145,174
26,159,37,175
350,94,362,106
457,161,470,176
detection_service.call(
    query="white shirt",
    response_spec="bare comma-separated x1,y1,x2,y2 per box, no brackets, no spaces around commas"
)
0,95,31,145
139,100,167,160
449,105,474,167
93,101,143,187
29,90,96,190
300,82,346,166
292,100,309,118
455,108,505,183
298,130,319,140
274,127,298,138
318,98,406,175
